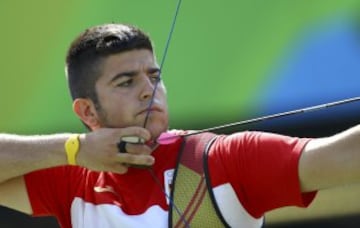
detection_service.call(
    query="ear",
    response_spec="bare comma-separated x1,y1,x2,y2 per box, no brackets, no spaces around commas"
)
73,98,101,130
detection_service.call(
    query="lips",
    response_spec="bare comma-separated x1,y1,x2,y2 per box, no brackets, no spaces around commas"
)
138,106,163,115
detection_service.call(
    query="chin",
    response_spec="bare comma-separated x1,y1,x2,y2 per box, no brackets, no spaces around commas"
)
146,122,168,140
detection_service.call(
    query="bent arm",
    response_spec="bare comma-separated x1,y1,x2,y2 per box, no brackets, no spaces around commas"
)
299,125,360,192
0,134,72,215
0,133,71,183
0,127,154,183
0,128,154,214
0,177,32,214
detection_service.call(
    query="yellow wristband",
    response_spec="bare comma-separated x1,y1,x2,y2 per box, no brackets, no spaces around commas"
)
65,134,80,165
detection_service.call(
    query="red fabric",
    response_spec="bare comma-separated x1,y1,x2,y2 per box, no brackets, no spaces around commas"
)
24,131,316,227
25,139,183,228
208,131,316,218
25,166,83,227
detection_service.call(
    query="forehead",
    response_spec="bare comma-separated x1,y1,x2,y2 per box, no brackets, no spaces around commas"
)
99,49,158,79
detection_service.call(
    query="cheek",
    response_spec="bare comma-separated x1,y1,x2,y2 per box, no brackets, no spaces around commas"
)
98,97,129,119
104,107,135,127
157,87,167,102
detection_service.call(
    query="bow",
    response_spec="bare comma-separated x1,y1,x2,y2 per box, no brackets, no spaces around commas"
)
145,1,360,143
141,1,360,227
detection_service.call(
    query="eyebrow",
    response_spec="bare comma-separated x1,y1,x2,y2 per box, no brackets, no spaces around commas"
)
108,67,161,84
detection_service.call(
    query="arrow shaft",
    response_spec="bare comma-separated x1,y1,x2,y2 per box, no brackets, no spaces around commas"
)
182,96,360,137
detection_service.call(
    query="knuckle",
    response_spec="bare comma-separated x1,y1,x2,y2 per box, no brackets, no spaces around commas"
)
134,127,142,136
135,127,150,140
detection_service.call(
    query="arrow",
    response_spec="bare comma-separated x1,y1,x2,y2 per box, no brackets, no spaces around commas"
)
157,96,360,144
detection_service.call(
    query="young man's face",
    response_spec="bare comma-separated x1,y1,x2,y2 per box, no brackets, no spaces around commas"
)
93,49,169,139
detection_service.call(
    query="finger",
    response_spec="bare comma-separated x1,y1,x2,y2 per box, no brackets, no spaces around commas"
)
117,141,152,154
117,140,128,153
126,164,152,169
109,163,129,174
121,136,145,144
116,153,155,166
118,127,151,142
123,143,152,155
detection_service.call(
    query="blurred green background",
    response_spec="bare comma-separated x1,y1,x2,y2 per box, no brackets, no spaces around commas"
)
1,0,359,134
1,0,360,227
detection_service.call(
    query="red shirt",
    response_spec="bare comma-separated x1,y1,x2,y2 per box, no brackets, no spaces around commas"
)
25,131,315,228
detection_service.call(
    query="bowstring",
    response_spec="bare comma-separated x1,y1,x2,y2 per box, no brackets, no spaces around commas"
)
141,0,188,226
143,0,183,128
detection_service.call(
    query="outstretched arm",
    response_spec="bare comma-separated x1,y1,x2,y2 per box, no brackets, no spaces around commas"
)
299,124,360,192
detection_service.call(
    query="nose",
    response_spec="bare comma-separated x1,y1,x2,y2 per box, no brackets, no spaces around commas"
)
140,76,156,101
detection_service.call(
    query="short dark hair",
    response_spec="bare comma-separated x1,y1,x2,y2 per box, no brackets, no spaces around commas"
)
65,23,153,103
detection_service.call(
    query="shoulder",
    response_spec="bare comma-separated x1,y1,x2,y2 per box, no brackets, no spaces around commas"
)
212,130,309,150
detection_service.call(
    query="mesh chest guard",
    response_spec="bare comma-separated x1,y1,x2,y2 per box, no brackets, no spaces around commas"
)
169,133,230,227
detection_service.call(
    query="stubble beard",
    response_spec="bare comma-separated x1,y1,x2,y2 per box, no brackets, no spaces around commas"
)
94,100,169,141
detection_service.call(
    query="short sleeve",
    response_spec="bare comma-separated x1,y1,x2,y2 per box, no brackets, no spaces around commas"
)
24,166,85,217
207,131,316,218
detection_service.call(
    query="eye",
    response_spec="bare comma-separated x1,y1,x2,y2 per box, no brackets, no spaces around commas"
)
116,78,133,87
149,72,161,84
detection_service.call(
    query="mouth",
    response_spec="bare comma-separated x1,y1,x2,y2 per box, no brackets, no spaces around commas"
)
138,106,163,115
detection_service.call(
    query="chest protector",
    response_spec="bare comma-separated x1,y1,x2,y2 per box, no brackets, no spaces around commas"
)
168,133,230,227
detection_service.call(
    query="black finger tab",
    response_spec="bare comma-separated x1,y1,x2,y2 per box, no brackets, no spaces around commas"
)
117,141,127,153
